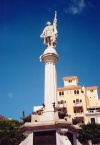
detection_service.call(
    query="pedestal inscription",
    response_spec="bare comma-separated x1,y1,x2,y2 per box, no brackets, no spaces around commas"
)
34,130,56,145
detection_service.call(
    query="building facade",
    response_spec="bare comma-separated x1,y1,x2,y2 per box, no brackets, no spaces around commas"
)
57,76,100,124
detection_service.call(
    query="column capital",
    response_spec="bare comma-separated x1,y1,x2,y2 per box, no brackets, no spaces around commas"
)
40,47,59,63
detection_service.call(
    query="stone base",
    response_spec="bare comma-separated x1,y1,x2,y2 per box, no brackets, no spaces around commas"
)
20,120,81,145
21,119,76,131
31,111,58,123
40,111,58,122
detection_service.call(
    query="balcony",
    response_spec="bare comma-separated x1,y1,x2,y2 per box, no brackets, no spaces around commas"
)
86,110,100,115
73,102,82,107
58,103,66,108
74,112,84,117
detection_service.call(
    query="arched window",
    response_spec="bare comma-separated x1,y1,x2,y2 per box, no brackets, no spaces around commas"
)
90,90,93,92
76,99,79,102
73,100,75,103
59,92,61,96
61,100,63,104
77,90,79,94
62,91,64,95
81,90,84,93
80,99,82,102
74,90,76,94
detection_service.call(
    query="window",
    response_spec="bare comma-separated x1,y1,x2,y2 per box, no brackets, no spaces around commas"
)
81,90,84,93
61,100,63,104
74,90,79,94
59,91,64,96
90,90,94,92
80,99,82,102
91,118,95,124
69,80,72,83
74,90,76,94
76,99,79,102
77,90,79,94
73,100,75,103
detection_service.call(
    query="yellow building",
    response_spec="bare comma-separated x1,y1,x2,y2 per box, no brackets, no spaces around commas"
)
57,76,100,124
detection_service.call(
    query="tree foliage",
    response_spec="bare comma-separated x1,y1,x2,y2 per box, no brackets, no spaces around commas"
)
0,119,25,145
77,123,100,144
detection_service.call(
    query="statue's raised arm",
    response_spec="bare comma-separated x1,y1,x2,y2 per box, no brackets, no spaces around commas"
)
40,11,58,48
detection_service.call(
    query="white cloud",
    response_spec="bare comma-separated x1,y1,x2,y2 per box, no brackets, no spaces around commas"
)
64,0,86,15
8,93,14,99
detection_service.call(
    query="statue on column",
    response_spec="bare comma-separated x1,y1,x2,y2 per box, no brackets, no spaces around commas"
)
40,11,58,48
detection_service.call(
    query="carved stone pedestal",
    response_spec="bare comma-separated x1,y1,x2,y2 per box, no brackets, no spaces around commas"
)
20,118,81,145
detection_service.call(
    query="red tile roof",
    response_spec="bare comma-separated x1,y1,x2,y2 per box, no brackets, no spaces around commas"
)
63,76,78,81
57,85,82,91
86,86,98,90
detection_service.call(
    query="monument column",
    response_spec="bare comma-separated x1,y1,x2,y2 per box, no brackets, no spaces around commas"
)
40,11,58,120
41,47,59,112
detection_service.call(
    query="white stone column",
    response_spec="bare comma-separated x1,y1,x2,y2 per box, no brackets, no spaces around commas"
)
40,47,59,119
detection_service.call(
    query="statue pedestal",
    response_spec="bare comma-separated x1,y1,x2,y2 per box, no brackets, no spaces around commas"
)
40,110,58,122
19,119,81,145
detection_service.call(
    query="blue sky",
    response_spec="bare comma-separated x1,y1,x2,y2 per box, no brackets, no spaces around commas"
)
0,0,100,121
